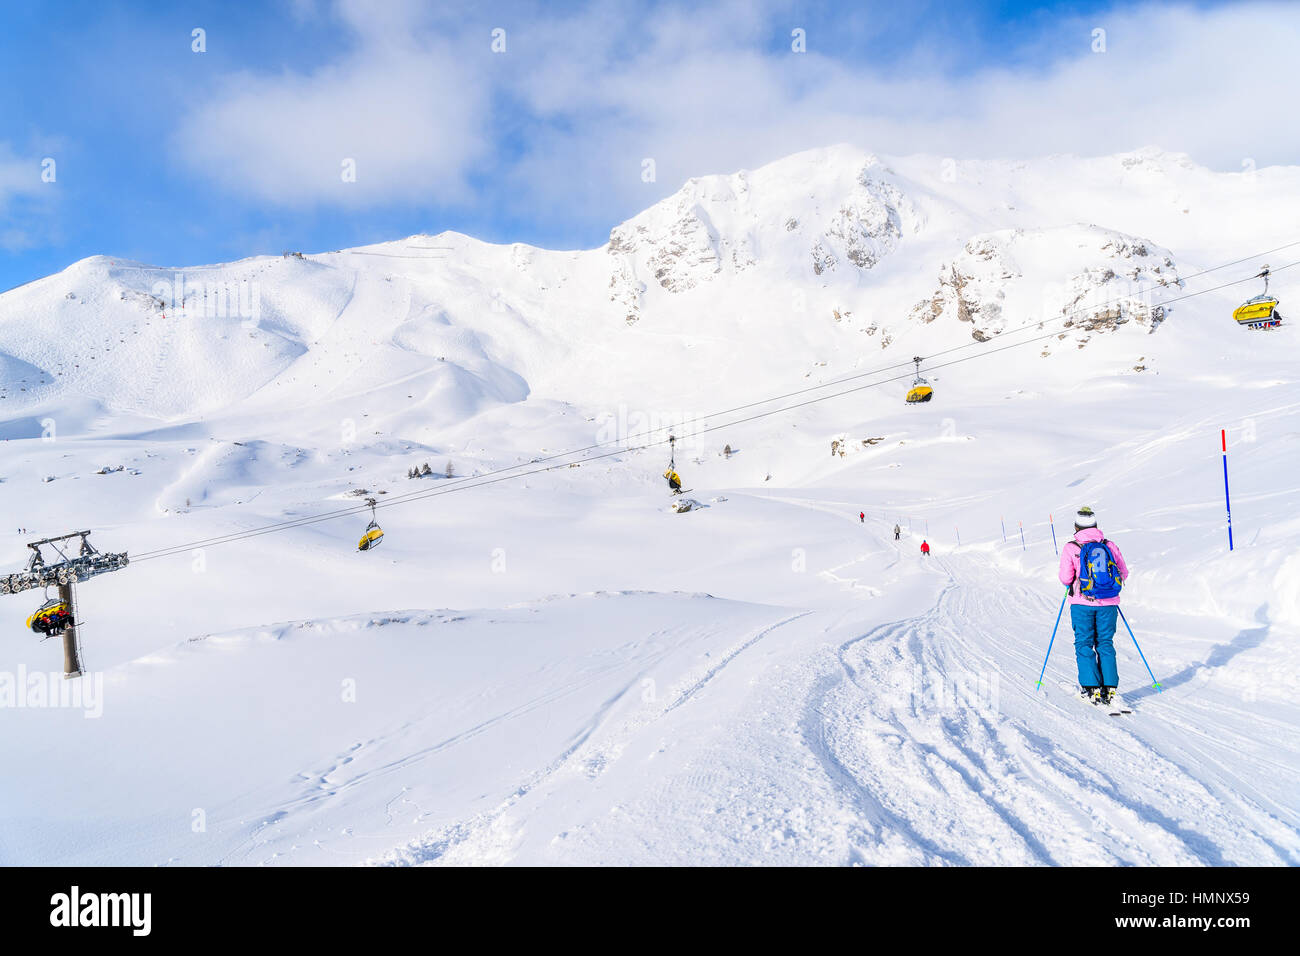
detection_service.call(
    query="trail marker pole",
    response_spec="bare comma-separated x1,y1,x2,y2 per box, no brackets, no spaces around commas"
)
955,526,961,546
1050,514,1059,555
1035,590,1069,690
1220,429,1234,552
1018,520,1026,551
1001,517,1007,543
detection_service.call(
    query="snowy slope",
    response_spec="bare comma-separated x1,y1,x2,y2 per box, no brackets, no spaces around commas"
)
0,145,1297,866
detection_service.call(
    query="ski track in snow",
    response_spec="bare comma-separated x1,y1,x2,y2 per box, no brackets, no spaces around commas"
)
224,639,651,866
366,519,1299,866
372,610,816,866
812,575,1298,866
808,551,1295,868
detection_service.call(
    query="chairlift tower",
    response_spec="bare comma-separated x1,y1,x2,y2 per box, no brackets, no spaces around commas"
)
0,532,128,678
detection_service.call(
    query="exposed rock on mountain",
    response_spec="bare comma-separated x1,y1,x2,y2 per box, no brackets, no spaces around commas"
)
909,226,1181,344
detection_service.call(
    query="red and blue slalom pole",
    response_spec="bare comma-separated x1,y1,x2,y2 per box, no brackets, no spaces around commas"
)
1221,428,1234,552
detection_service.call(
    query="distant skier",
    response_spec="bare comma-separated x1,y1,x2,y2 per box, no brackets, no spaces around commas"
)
920,540,930,556
894,524,901,540
1059,506,1129,708
859,511,865,523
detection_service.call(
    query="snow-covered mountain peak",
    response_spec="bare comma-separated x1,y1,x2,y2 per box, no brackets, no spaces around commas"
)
605,145,921,324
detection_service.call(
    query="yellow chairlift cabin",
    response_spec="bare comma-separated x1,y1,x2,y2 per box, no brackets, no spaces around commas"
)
27,595,71,635
905,356,934,404
1233,266,1283,330
664,435,683,494
357,497,385,551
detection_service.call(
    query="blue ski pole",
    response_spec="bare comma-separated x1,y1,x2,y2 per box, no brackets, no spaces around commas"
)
1035,590,1069,690
1118,607,1162,692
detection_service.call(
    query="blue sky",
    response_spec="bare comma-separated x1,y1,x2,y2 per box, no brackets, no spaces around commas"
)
0,0,1287,292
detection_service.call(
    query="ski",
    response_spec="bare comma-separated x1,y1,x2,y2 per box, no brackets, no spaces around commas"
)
1057,680,1132,716
1058,680,1100,710
1107,691,1133,716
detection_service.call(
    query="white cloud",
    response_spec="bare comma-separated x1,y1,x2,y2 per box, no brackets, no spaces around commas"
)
174,1,1300,230
0,144,46,203
501,2,1300,216
174,3,490,206
0,142,57,253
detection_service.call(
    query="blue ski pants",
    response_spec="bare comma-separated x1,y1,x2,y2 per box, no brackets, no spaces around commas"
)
1071,604,1119,688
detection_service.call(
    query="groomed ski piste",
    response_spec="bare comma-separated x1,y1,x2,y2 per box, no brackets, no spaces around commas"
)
1,146,1297,866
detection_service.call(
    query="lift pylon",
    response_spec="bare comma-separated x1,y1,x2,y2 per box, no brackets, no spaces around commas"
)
1,532,129,678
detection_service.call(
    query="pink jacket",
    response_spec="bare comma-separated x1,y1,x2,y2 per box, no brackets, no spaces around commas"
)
1058,528,1129,606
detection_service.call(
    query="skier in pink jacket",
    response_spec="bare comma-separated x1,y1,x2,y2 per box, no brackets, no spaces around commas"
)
1058,507,1129,707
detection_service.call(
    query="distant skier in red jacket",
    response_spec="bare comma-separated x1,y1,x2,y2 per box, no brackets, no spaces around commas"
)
920,540,931,556
859,511,864,523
